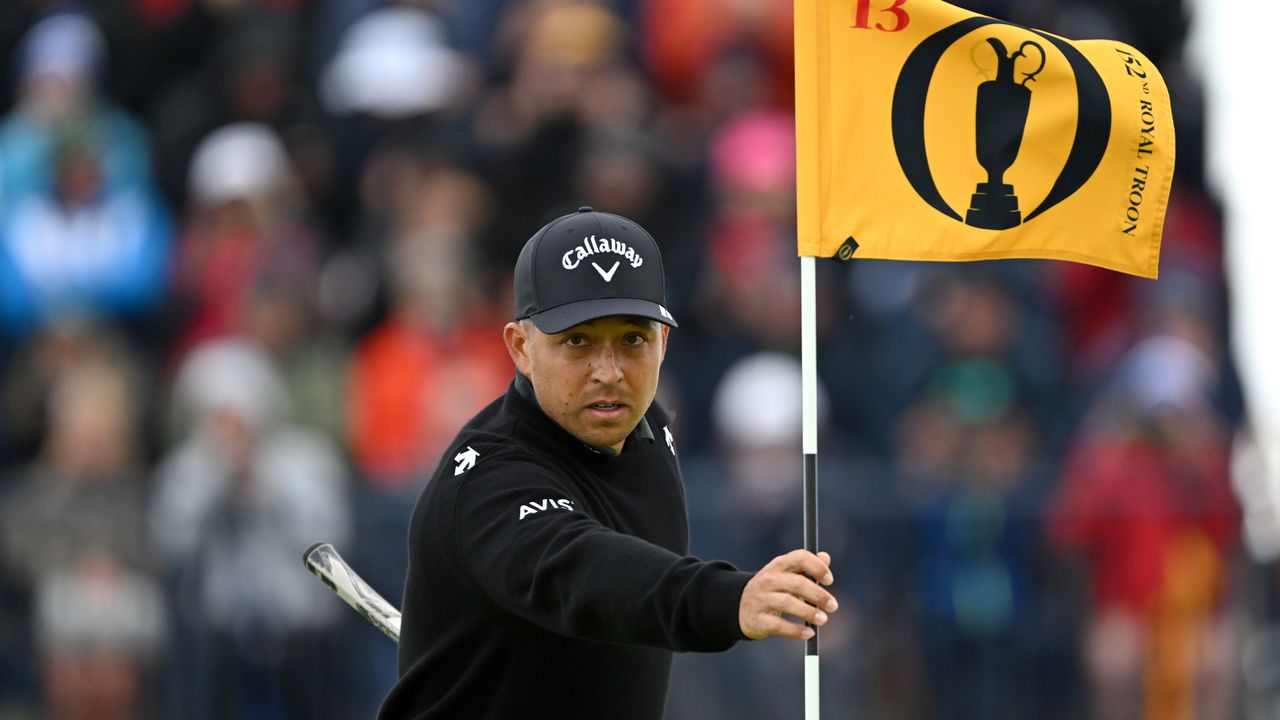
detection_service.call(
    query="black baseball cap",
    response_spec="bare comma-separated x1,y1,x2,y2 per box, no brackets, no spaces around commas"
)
514,207,677,334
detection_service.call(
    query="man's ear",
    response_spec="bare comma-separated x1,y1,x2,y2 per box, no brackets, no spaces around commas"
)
503,321,533,377
660,324,670,360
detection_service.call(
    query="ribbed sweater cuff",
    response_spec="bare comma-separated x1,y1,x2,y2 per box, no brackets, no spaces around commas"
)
698,570,754,648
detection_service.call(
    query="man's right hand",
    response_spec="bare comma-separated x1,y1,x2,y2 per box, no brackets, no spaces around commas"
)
738,550,838,640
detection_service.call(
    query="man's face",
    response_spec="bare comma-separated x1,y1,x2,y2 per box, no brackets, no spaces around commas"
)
504,316,669,453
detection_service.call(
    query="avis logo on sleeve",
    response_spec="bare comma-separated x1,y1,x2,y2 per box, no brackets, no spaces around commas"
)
518,498,575,519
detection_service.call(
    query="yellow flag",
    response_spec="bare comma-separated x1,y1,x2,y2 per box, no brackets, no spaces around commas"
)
795,0,1174,277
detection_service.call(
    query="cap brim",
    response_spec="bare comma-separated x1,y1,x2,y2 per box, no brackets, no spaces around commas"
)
528,298,677,334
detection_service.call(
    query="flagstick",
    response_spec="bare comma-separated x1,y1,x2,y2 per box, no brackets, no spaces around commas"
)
800,255,820,719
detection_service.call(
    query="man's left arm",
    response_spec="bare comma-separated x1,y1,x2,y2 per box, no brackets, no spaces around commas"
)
449,462,836,650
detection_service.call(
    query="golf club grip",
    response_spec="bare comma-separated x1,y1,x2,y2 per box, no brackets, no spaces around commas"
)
304,542,402,643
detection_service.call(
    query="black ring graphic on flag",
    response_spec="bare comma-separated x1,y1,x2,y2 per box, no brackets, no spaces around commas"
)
890,16,1112,227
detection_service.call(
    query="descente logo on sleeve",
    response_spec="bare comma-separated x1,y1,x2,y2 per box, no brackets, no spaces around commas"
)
518,498,576,519
561,235,644,270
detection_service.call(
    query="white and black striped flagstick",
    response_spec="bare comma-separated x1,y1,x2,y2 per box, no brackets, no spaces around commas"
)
800,256,820,719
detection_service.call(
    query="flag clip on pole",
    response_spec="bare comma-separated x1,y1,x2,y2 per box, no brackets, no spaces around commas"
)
801,255,820,720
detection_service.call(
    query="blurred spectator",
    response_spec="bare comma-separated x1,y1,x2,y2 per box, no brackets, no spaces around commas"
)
242,258,350,443
150,338,351,719
1049,308,1240,720
898,380,1050,719
700,107,799,341
664,108,811,453
1049,261,1144,381
1,315,147,464
0,328,162,717
1049,190,1225,386
33,552,166,720
928,273,1065,439
180,120,348,440
170,123,322,362
570,129,665,238
482,0,634,134
346,149,509,487
842,266,1065,454
0,339,150,584
0,11,153,207
0,121,172,339
474,0,645,259
139,4,330,214
320,6,465,122
638,0,793,107
0,11,171,340
318,4,473,240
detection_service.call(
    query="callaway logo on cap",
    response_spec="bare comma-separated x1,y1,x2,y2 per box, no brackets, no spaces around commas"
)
514,207,678,334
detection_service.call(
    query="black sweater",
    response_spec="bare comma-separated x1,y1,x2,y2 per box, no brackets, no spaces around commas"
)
378,378,753,720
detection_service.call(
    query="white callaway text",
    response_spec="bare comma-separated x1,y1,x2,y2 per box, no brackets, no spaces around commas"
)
562,235,644,270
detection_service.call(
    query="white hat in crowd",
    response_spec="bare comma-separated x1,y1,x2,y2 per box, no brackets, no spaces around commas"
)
712,352,828,449
188,123,291,206
320,7,462,118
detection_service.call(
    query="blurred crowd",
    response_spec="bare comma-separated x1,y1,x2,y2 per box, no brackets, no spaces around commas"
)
0,0,1257,718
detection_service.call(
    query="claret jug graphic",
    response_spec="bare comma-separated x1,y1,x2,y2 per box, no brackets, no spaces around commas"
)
966,37,1045,230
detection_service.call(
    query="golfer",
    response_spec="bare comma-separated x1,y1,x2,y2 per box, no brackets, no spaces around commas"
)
379,207,838,719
